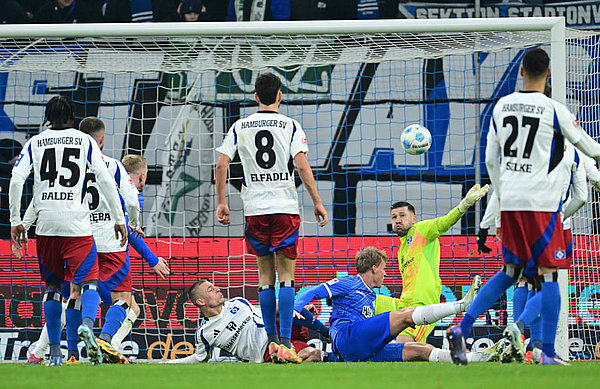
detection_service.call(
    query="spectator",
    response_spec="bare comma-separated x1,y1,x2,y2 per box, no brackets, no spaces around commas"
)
1,0,28,23
33,0,103,23
16,0,46,21
178,0,202,21
103,0,179,22
201,0,227,21
0,139,22,239
291,0,356,20
228,0,290,21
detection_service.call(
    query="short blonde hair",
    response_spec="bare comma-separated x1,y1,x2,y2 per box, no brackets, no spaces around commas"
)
355,246,388,274
122,154,147,175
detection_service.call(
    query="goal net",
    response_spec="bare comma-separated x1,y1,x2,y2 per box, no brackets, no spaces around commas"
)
0,18,597,361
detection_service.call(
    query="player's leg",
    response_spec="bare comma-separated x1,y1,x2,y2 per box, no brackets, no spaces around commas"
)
29,296,67,364
64,282,83,364
111,293,140,350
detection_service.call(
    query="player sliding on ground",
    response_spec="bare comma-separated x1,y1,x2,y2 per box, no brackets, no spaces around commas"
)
9,96,127,366
294,247,482,363
447,48,600,366
377,183,488,343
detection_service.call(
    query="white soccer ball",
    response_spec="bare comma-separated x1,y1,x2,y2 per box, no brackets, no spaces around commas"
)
400,124,432,156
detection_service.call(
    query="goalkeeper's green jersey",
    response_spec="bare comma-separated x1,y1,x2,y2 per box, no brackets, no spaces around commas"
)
392,206,464,308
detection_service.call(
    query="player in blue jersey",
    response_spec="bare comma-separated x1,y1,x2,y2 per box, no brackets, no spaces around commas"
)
294,247,481,362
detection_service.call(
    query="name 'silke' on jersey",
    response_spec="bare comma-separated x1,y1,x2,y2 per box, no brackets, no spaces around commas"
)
501,102,547,174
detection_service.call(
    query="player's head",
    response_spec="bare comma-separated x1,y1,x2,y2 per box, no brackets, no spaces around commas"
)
355,246,388,288
79,117,106,149
390,201,417,237
521,48,550,81
0,138,23,164
43,96,75,130
188,279,225,315
254,72,282,107
122,154,148,192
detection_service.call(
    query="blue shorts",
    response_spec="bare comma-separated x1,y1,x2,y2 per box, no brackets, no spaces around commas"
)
331,312,397,362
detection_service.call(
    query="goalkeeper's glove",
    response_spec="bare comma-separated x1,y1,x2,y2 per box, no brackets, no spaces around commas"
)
458,184,490,213
477,228,492,254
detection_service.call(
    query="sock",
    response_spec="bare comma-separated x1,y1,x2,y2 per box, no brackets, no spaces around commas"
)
32,324,49,358
65,298,82,359
428,348,453,362
258,286,278,344
100,301,128,343
412,300,463,326
294,308,329,337
278,282,295,342
541,280,560,358
512,283,529,322
43,290,63,358
111,309,137,350
460,270,516,336
517,291,542,326
81,284,100,330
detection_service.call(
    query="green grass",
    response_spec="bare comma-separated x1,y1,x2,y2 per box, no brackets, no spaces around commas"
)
2,362,599,389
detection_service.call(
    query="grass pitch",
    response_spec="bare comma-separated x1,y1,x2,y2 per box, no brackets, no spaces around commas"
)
2,362,598,389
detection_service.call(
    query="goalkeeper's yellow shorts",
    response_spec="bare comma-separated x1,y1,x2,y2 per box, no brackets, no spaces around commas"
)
399,322,436,343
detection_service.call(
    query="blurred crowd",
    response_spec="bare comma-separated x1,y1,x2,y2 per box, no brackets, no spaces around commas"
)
0,0,582,24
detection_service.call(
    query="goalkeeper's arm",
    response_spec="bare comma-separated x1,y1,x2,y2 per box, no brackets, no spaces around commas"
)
477,190,498,254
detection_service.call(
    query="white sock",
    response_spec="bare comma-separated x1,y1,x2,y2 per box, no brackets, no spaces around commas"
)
429,348,454,363
411,301,462,326
32,302,66,358
111,309,138,350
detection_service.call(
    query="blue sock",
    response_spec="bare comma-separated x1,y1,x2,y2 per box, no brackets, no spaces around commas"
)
512,284,528,322
278,285,295,341
460,270,516,336
294,308,329,338
259,286,277,338
66,298,82,357
518,291,542,326
541,281,560,358
43,290,63,357
100,303,127,342
81,284,100,329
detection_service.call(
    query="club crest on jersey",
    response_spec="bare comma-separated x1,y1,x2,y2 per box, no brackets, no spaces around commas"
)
573,119,579,128
229,306,239,314
407,236,413,245
555,249,566,260
362,306,373,318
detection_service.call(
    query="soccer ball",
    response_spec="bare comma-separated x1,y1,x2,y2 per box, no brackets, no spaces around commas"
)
400,124,432,155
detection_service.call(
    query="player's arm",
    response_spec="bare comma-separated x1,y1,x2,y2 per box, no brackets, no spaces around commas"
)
485,115,501,188
127,232,170,279
215,123,237,225
9,141,32,247
581,154,600,191
167,328,211,363
116,161,142,234
85,138,127,245
374,294,403,315
555,103,600,160
563,154,588,220
292,122,327,226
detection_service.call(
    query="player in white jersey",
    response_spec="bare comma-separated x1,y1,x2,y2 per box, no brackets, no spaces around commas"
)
215,72,328,363
448,48,600,366
9,96,127,366
78,117,143,364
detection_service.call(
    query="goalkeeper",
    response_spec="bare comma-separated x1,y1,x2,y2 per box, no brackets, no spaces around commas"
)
376,184,489,343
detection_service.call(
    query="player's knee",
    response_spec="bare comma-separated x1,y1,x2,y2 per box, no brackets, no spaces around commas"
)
502,265,523,280
130,297,141,316
45,282,62,292
402,343,434,362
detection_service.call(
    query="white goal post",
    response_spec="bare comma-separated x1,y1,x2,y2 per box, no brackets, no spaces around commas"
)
0,17,593,362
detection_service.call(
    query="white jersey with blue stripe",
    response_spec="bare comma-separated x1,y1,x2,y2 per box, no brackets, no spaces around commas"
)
486,91,600,212
192,298,268,363
86,154,140,253
9,128,125,236
216,111,308,216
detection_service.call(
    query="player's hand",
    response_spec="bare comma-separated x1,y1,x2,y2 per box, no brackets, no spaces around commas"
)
114,224,127,247
216,203,230,225
496,226,502,242
11,240,23,259
477,228,492,254
314,202,328,227
11,225,27,254
459,184,490,212
293,310,305,320
152,257,170,279
304,303,318,316
130,225,145,238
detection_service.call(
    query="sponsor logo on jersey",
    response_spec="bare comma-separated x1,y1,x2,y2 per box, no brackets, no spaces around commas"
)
326,278,339,285
573,119,579,128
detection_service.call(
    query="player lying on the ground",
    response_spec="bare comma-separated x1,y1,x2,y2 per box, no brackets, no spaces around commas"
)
294,246,483,363
164,280,327,364
383,183,488,344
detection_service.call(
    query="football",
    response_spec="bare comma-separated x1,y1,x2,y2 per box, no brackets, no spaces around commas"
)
400,124,432,155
